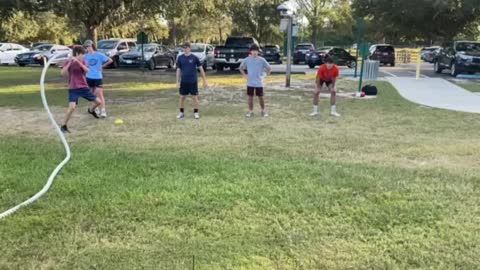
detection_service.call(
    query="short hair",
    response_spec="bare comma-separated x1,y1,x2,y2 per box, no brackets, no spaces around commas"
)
72,46,86,56
250,44,260,51
324,56,334,64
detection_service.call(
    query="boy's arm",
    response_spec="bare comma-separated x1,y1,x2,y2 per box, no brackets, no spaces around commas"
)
72,58,90,74
199,66,208,87
239,62,247,79
61,59,72,76
176,68,181,88
103,58,113,68
264,59,272,75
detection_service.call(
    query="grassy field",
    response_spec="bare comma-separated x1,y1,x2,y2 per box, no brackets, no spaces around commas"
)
1,66,480,269
457,82,480,92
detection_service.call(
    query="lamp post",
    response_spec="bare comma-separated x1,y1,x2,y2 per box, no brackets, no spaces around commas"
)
277,3,295,87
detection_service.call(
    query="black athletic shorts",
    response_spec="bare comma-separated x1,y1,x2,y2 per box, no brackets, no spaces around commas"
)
87,78,103,88
319,80,334,87
180,82,198,96
247,86,264,97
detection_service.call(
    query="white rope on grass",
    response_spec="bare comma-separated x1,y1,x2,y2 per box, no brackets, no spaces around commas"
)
0,56,71,220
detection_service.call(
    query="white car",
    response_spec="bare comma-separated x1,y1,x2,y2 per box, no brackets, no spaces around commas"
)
177,43,215,70
0,43,29,65
15,44,71,66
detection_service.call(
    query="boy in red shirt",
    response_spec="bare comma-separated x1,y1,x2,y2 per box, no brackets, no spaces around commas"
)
60,46,102,133
310,56,341,117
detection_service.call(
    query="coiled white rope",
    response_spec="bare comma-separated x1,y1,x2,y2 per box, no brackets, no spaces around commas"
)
0,56,71,220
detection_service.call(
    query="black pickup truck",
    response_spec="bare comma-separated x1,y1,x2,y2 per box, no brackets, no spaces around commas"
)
214,37,260,71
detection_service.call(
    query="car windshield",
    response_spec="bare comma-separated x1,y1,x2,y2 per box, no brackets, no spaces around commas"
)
296,45,313,50
98,41,117,49
190,45,205,53
225,38,254,46
376,46,394,52
35,45,53,51
265,46,277,49
456,42,480,53
135,45,156,53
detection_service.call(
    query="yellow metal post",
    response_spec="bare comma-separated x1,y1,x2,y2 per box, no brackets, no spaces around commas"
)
416,52,421,80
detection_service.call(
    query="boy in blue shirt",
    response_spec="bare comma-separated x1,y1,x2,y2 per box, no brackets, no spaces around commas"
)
239,44,271,117
176,42,209,119
83,40,113,118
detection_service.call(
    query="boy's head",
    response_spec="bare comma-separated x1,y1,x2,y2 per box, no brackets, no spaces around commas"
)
324,56,334,69
182,42,191,54
83,40,96,52
250,44,260,57
72,46,86,60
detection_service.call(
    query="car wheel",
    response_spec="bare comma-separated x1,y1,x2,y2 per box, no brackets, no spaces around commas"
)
229,65,238,71
347,61,357,69
293,60,299,65
308,64,316,69
18,63,26,67
450,62,459,77
148,59,156,70
276,59,283,64
203,61,207,71
168,58,174,69
216,64,224,72
434,61,443,73
390,62,395,67
468,72,475,75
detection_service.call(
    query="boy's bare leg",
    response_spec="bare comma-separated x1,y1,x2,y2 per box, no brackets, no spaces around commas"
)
63,102,76,126
311,86,322,116
248,96,254,112
329,84,340,116
192,95,199,110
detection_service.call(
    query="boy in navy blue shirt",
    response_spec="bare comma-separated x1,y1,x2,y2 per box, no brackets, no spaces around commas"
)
176,42,208,119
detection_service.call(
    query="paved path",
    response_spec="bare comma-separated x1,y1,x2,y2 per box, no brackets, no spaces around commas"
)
386,77,480,113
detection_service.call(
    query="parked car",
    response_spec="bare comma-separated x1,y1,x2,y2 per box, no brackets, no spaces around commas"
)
293,43,315,64
15,44,71,66
97,38,136,68
0,43,29,65
369,44,395,66
434,41,480,77
262,45,282,64
214,36,260,71
120,43,175,70
420,46,441,63
177,43,215,70
306,47,357,69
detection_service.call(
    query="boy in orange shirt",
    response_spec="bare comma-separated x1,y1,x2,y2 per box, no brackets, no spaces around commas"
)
310,56,341,117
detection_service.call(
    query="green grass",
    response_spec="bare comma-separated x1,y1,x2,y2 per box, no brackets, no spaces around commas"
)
458,82,480,92
1,66,480,269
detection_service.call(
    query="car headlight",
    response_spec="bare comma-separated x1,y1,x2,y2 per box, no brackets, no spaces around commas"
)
459,54,473,62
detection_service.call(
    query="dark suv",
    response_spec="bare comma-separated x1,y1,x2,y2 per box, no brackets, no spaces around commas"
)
293,43,315,64
369,44,395,66
434,41,480,77
262,45,282,64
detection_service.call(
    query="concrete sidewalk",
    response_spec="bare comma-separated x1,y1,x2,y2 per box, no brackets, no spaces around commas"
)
386,77,480,114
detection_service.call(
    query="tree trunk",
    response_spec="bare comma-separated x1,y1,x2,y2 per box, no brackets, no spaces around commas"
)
87,25,98,46
172,18,177,46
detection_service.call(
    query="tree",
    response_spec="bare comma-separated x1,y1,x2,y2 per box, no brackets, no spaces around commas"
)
226,0,284,44
352,0,480,44
297,0,354,46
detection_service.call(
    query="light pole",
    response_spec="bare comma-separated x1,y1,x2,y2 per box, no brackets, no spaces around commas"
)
277,3,294,87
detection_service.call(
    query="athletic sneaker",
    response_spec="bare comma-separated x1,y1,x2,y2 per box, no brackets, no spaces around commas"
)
246,112,254,118
194,112,200,119
100,109,107,118
261,111,268,117
95,108,100,115
177,112,185,119
88,108,100,119
60,125,70,133
310,112,319,117
330,112,341,117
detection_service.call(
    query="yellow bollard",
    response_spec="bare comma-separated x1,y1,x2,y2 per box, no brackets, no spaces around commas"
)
416,52,421,80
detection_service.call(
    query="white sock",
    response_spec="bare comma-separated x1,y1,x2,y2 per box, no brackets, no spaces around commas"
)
331,105,336,113
313,105,318,113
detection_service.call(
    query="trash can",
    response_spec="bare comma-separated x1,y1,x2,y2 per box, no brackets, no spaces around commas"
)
362,60,379,80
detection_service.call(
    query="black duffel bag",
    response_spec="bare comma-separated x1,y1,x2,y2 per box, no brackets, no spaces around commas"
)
362,85,378,96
